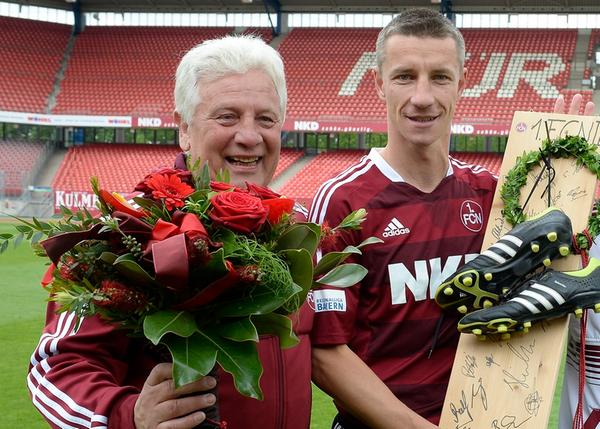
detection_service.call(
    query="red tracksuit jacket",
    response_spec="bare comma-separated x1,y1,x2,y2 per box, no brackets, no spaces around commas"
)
28,300,313,428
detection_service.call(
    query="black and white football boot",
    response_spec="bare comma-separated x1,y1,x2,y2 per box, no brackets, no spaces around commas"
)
456,257,600,339
435,207,572,315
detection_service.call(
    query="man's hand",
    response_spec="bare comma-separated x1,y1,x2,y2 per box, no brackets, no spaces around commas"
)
553,93,595,116
134,363,217,429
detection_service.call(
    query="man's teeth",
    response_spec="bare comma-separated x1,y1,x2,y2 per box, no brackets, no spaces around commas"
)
229,157,259,164
410,116,436,122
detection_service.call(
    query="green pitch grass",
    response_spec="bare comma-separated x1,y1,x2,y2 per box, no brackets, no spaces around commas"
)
0,222,564,428
0,222,49,428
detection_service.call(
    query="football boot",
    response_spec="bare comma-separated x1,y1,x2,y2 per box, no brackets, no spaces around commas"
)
457,257,600,339
435,207,572,315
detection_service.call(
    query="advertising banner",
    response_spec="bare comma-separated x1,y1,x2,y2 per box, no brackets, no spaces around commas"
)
283,118,511,136
0,110,132,128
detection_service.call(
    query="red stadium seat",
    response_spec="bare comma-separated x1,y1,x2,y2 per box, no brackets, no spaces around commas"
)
52,144,181,193
1,22,595,126
0,16,70,113
53,27,237,116
278,150,367,205
279,27,593,124
0,139,48,196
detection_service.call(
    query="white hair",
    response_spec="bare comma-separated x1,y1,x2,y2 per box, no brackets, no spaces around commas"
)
174,34,287,124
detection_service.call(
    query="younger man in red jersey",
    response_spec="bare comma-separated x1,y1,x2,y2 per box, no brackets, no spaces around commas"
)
309,9,494,428
309,8,594,429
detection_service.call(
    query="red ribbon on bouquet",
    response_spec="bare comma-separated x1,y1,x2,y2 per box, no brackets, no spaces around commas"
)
173,260,242,311
150,211,209,290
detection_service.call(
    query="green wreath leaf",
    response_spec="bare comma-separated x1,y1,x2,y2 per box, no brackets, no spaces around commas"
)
499,135,600,251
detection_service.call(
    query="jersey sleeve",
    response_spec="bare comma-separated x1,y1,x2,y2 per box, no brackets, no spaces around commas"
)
308,185,363,347
28,301,140,429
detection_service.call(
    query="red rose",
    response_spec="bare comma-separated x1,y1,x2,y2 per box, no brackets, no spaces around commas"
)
245,182,281,200
261,197,295,224
209,191,267,234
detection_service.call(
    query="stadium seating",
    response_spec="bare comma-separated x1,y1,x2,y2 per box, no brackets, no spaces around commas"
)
52,144,182,192
0,16,71,113
459,29,593,121
277,149,367,207
278,28,385,121
588,29,600,60
451,152,503,173
273,148,304,180
51,144,303,193
4,23,591,122
1,22,596,122
278,28,593,123
0,139,48,196
586,29,599,82
240,27,274,44
52,27,233,116
50,143,502,208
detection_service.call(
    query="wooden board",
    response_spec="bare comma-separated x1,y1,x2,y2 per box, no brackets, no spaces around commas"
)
439,111,600,429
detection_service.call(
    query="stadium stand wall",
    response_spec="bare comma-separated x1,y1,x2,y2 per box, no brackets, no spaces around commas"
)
0,139,53,196
1,21,598,213
279,27,593,126
52,27,232,116
0,16,71,113
1,23,595,125
52,145,304,193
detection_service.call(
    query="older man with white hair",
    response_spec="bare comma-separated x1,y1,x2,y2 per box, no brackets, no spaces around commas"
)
27,35,313,429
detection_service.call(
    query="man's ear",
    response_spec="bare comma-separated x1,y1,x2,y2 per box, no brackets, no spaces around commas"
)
373,68,385,101
174,111,190,151
458,67,468,97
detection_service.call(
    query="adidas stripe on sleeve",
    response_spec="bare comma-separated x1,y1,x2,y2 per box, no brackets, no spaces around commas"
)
27,302,136,428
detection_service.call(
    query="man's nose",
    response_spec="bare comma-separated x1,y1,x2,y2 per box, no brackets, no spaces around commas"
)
411,78,435,107
234,118,262,146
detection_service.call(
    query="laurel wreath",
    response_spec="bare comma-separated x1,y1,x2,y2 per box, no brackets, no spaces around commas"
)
499,135,600,251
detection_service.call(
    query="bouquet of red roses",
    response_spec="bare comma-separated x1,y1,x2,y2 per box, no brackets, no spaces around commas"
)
2,162,378,400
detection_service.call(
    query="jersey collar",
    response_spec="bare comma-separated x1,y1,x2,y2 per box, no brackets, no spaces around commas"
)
368,148,453,183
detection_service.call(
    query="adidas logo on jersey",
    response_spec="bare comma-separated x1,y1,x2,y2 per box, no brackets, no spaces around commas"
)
382,218,410,238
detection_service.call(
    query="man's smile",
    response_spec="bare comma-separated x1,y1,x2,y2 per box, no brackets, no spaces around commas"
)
226,156,262,167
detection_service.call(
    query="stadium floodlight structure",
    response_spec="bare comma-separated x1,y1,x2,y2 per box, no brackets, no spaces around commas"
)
2,0,598,14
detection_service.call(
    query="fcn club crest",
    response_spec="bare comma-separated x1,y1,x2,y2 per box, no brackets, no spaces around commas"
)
460,200,484,232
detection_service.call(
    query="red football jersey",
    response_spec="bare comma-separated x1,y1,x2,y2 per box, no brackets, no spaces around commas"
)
309,148,497,424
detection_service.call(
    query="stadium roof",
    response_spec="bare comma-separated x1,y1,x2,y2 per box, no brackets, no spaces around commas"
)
7,0,600,14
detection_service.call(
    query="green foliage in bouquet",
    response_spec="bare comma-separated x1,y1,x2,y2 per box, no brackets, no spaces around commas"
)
1,162,381,400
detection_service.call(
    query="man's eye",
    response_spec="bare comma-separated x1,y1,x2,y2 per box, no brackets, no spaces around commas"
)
258,116,277,127
216,114,237,124
434,74,451,81
393,74,412,82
